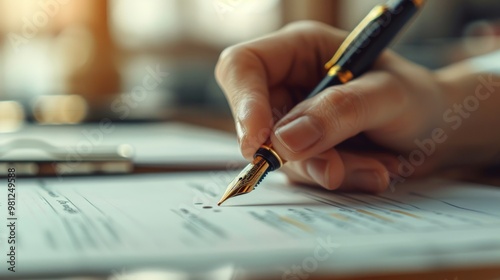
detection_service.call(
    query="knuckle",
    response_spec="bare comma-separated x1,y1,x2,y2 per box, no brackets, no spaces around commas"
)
215,45,247,83
215,46,257,107
319,86,368,133
378,72,408,104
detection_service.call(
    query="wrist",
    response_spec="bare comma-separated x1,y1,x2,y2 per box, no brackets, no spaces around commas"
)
433,62,500,170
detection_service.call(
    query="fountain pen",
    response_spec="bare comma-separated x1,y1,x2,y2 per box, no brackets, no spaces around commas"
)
217,0,424,206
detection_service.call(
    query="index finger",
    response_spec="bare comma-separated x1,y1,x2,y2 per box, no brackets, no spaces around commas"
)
215,21,346,159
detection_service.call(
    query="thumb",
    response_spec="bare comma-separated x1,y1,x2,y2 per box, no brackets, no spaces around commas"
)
282,149,397,192
270,70,407,161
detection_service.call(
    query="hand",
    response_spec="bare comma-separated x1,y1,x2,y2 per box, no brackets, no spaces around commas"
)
215,21,465,192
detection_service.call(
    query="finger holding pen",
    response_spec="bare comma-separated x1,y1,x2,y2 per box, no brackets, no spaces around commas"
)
215,22,348,160
215,0,448,203
216,22,443,192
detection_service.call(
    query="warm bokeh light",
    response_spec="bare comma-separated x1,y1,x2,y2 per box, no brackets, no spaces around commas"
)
32,94,88,124
0,0,499,122
0,101,25,132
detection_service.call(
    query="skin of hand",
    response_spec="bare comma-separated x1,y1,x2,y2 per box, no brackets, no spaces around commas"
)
215,21,500,192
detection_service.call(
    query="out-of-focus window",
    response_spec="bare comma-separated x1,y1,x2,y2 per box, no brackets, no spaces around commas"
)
107,0,285,121
110,0,180,49
110,0,281,49
190,0,281,46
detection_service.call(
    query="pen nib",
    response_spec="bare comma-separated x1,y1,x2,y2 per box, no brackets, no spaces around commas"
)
217,156,270,206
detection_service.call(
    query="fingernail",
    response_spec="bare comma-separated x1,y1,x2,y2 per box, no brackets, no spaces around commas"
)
275,115,323,153
306,159,331,189
350,170,385,192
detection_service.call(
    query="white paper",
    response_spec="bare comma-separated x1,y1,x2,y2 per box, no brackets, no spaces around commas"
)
1,172,499,278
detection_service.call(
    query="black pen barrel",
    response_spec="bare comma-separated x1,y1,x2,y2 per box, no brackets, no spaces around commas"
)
339,0,421,77
307,0,422,99
307,75,342,98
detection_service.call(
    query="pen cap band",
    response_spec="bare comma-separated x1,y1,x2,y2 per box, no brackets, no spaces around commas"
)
255,146,282,171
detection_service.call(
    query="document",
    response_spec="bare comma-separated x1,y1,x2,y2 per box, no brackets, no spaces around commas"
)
1,172,499,278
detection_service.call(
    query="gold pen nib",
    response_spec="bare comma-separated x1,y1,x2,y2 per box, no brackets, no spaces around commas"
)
217,156,270,206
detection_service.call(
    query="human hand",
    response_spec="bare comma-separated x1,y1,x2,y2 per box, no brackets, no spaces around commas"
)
215,21,450,192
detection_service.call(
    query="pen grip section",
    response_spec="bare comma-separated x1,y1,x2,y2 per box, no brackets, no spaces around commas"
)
255,146,282,171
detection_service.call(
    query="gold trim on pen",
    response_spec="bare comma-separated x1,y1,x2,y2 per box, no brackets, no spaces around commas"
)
327,66,354,84
324,5,388,70
217,156,270,206
260,144,284,168
411,0,425,8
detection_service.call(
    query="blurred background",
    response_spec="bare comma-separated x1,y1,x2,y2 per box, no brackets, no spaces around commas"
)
0,0,499,132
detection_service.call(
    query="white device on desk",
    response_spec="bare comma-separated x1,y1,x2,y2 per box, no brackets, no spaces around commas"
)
0,138,133,176
0,122,246,177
